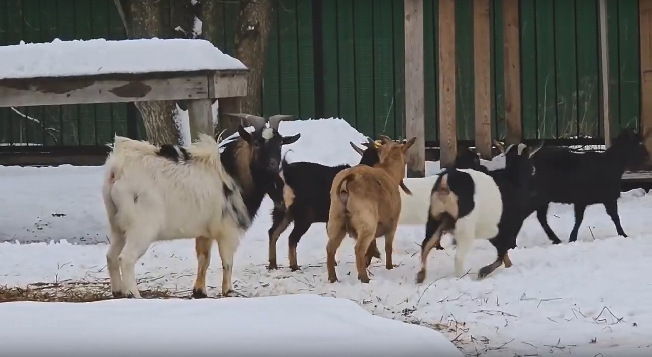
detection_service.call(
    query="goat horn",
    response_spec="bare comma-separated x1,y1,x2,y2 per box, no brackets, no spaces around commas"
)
224,113,267,131
379,135,392,145
268,115,294,130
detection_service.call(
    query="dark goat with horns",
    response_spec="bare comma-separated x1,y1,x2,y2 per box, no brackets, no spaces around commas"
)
191,113,301,298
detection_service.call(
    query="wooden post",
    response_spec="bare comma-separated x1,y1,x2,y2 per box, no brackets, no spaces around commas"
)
404,0,426,177
473,0,492,159
640,0,652,134
439,0,457,167
188,98,215,141
598,0,611,147
503,0,521,145
217,97,243,136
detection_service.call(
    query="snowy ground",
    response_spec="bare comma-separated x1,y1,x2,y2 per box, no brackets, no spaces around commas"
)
1,118,652,356
0,294,461,356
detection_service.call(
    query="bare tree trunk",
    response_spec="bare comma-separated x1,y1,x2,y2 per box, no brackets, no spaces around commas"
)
234,0,273,115
114,0,190,146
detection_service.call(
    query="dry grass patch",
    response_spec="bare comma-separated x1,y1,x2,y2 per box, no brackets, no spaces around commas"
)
0,276,188,303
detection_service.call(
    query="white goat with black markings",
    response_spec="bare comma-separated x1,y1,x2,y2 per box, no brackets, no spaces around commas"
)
102,114,300,298
416,142,542,283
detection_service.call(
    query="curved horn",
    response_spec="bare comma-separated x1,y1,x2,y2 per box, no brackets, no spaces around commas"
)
378,134,392,145
224,113,267,131
268,114,294,130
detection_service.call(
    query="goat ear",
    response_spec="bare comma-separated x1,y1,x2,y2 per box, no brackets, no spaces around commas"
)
237,124,253,143
350,142,365,156
399,180,413,195
528,140,544,158
494,140,506,154
403,136,418,152
282,133,301,145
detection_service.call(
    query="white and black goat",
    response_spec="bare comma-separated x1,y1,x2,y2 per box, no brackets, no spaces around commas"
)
102,114,300,298
416,142,542,283
521,128,652,244
267,138,384,271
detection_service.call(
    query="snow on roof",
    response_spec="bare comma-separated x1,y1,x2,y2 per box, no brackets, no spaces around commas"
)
0,38,247,80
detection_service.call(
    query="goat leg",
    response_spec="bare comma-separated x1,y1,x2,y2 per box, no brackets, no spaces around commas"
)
478,250,510,279
604,200,628,238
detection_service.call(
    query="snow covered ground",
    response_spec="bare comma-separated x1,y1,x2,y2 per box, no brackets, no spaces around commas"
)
0,294,461,356
1,118,652,356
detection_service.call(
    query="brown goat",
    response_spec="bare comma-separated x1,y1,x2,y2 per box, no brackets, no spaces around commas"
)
325,135,417,283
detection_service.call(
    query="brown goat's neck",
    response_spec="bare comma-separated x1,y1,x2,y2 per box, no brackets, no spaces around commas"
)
377,160,405,187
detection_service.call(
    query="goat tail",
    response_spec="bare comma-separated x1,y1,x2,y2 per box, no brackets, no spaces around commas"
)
110,135,158,158
429,173,459,219
337,174,355,204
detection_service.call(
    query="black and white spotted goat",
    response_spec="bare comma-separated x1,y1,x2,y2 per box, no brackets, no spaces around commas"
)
102,114,300,298
416,141,542,283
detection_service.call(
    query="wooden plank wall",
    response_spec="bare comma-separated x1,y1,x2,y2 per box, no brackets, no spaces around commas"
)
0,0,645,148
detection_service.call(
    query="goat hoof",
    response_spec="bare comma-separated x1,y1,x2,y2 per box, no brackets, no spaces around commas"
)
111,291,124,299
358,276,370,283
223,289,237,297
435,244,444,250
328,276,338,283
477,267,492,279
267,263,279,270
385,263,396,270
290,265,301,272
620,233,628,238
191,289,208,299
416,271,426,284
551,239,562,245
333,261,338,266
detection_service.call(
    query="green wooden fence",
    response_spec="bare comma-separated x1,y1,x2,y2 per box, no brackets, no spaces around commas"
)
0,0,643,149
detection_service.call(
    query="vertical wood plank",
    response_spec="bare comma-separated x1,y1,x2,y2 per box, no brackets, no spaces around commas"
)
438,0,457,167
188,99,215,142
473,0,492,158
640,0,652,134
598,0,611,146
502,0,521,144
404,0,425,177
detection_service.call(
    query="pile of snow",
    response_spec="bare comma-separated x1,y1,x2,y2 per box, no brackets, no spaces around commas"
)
221,118,371,167
0,38,246,80
0,294,462,356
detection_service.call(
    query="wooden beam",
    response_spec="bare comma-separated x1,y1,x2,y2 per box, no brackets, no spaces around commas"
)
209,72,248,98
404,0,426,177
503,0,521,145
438,0,457,167
641,0,652,135
598,0,611,147
188,98,215,142
0,71,248,108
473,0,492,159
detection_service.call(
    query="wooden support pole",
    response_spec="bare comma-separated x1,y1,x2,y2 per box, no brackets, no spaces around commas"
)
502,0,521,145
598,0,611,147
640,0,652,134
188,98,215,142
473,0,492,159
438,0,457,168
404,0,426,177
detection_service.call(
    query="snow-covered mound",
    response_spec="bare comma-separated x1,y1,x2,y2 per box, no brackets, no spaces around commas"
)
0,294,462,356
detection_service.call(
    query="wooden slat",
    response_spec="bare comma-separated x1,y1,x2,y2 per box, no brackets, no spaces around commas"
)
404,0,426,177
473,0,492,158
438,0,457,167
502,0,521,144
641,0,652,134
598,0,611,147
0,72,247,108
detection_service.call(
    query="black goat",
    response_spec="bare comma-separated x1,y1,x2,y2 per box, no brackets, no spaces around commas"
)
515,128,652,244
417,142,543,283
267,138,382,271
192,113,301,298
